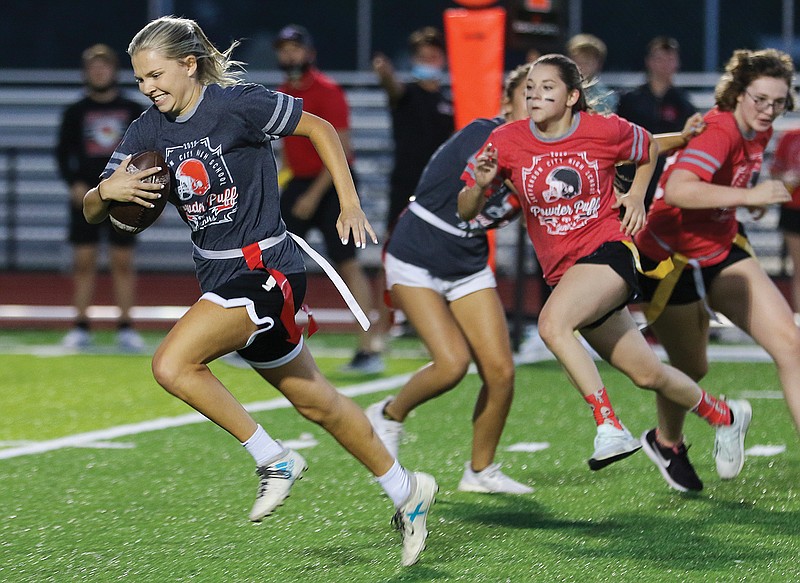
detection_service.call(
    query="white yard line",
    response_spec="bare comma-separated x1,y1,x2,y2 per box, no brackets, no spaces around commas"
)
0,305,354,324
0,373,412,461
0,332,779,461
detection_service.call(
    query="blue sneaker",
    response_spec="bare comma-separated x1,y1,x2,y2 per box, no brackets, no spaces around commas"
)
249,449,307,521
117,327,145,352
341,351,385,374
392,472,437,566
62,327,91,350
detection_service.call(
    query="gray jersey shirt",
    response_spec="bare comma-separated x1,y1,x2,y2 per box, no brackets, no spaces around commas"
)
386,117,502,279
102,83,305,292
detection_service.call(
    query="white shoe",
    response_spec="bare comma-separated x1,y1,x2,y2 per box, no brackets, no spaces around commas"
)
392,472,437,567
117,328,145,352
249,449,307,522
714,398,752,480
365,397,403,459
515,325,556,363
457,462,533,494
588,422,642,470
62,328,91,350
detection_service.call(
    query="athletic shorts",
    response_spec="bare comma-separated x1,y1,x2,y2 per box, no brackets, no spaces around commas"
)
569,241,639,329
384,252,496,302
201,270,307,369
68,206,136,246
638,244,751,305
280,175,357,264
779,206,800,235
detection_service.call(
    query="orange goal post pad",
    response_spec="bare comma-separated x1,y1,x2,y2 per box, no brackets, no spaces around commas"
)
444,2,506,270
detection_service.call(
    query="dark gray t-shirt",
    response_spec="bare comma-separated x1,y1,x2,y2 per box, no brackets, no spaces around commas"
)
386,117,502,279
103,83,304,291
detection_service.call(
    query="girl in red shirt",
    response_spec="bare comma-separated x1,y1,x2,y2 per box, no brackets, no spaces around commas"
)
636,49,799,463
770,127,800,313
460,54,747,493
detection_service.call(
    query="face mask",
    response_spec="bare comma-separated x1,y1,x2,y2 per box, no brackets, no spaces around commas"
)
279,61,311,81
411,63,443,83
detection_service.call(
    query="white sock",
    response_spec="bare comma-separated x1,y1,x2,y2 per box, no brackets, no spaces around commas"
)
242,424,284,466
376,460,412,508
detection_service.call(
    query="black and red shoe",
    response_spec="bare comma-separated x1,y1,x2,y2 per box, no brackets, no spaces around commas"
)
641,429,704,492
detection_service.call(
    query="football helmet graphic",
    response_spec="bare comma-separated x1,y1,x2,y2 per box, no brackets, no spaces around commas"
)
176,158,211,201
542,167,582,203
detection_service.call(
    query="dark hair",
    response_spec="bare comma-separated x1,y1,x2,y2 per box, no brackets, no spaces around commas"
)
714,48,796,112
409,26,445,53
274,24,314,49
647,36,680,56
531,53,589,113
504,63,531,102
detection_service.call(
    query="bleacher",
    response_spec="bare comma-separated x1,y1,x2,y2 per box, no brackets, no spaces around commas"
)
0,69,797,277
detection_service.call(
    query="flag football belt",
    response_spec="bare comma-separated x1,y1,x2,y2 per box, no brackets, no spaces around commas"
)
192,232,371,338
639,232,754,325
408,201,475,238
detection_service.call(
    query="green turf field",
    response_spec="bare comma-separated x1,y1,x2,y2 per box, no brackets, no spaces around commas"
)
1,330,798,582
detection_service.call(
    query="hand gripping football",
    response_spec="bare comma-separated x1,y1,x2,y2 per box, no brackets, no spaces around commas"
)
472,180,522,230
108,151,171,234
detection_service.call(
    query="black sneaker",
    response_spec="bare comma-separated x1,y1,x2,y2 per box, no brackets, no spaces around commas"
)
640,429,703,492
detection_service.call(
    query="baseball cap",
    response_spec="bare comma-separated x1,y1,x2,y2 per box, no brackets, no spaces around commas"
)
274,25,314,49
647,36,680,55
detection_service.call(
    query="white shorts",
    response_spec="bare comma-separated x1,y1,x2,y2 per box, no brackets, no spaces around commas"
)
384,252,496,302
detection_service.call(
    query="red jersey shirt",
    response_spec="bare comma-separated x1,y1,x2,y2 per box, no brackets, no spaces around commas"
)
278,68,351,178
635,107,772,265
462,112,650,285
771,128,800,210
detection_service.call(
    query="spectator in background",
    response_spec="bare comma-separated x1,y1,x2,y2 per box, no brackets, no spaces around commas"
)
566,33,617,115
372,26,454,234
274,25,384,374
617,36,697,207
770,128,800,316
56,44,145,351
372,27,454,338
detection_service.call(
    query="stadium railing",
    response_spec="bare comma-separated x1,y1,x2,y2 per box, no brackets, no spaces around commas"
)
0,70,797,278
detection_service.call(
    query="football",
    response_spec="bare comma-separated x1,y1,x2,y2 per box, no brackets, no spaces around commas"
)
471,180,522,231
108,150,171,234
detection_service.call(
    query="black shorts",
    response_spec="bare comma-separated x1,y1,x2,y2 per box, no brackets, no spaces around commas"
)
638,244,751,305
779,206,800,235
280,175,358,264
203,271,307,368
68,206,136,246
559,241,639,330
